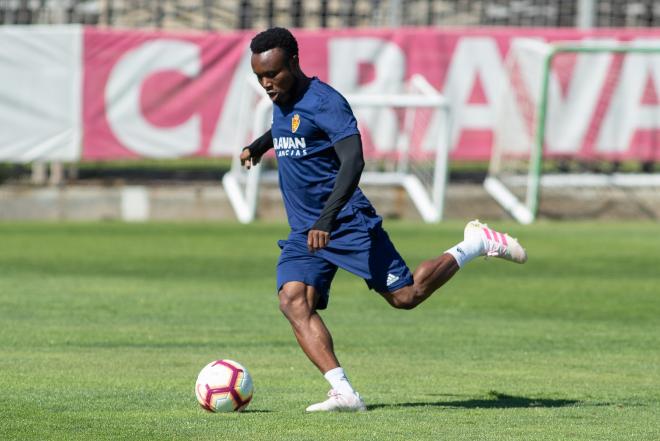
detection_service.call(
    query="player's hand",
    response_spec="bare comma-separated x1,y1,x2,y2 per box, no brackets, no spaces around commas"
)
307,229,330,252
240,147,260,170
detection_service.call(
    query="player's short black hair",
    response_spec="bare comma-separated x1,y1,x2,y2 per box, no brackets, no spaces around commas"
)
250,27,299,59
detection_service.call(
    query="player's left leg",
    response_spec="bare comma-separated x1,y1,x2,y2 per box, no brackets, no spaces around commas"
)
379,253,459,309
380,219,527,309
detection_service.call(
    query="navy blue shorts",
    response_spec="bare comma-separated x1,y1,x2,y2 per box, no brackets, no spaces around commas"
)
276,207,413,309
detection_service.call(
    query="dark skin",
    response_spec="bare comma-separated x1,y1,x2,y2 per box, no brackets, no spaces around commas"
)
243,46,460,376
243,47,328,253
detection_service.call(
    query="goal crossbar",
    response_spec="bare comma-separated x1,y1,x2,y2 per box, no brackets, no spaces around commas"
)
487,39,660,224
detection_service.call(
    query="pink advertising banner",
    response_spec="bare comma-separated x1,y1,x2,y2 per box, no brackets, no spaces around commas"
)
77,27,660,161
83,28,247,160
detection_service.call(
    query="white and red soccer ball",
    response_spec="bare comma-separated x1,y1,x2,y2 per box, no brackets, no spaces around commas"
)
195,359,254,412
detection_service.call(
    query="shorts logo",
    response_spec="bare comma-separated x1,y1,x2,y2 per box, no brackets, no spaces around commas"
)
291,114,300,133
386,273,400,287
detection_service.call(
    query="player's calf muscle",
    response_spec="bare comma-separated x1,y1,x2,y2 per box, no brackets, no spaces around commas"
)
382,254,459,310
413,254,459,295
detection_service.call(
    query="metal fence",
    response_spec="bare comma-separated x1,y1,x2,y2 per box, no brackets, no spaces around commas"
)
2,0,660,29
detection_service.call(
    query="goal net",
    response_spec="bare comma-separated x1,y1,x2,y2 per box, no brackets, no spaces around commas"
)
487,38,660,224
223,74,451,223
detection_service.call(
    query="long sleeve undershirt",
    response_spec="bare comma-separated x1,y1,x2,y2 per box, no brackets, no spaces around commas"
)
245,129,273,159
311,134,365,233
245,130,364,233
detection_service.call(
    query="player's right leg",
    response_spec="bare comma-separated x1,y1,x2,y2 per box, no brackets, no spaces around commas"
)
278,282,340,374
278,282,366,413
276,237,365,412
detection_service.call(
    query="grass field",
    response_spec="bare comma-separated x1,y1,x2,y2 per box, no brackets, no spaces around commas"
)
1,221,659,440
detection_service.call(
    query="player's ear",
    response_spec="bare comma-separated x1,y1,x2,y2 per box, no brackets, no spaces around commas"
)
289,54,300,70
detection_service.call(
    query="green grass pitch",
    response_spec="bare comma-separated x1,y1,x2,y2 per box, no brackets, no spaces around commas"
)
1,221,659,440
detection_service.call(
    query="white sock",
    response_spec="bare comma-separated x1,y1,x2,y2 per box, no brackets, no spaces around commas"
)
324,367,356,396
445,237,484,268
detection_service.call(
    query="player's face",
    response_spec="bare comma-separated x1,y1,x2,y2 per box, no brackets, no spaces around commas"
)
251,48,298,105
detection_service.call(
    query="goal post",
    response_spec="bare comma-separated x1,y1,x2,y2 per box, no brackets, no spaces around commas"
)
223,74,452,224
487,38,660,224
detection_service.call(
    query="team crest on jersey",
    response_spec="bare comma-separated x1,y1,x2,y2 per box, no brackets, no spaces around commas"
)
291,114,300,133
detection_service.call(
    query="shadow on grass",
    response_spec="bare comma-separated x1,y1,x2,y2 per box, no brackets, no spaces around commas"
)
368,391,586,411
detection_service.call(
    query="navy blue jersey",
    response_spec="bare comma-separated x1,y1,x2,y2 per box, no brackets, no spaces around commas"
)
271,77,373,233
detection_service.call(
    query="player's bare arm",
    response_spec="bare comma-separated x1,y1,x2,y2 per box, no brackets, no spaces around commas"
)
307,134,365,252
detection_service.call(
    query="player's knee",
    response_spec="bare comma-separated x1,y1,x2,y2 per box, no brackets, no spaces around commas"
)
278,291,296,316
391,298,418,310
387,288,419,310
278,285,308,318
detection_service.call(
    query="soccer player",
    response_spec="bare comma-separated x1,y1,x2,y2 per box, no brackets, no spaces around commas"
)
241,27,527,412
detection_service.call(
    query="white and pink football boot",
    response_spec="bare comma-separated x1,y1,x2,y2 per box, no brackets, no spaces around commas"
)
464,220,528,264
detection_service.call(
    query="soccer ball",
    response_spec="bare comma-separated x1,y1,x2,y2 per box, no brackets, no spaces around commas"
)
195,359,254,412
